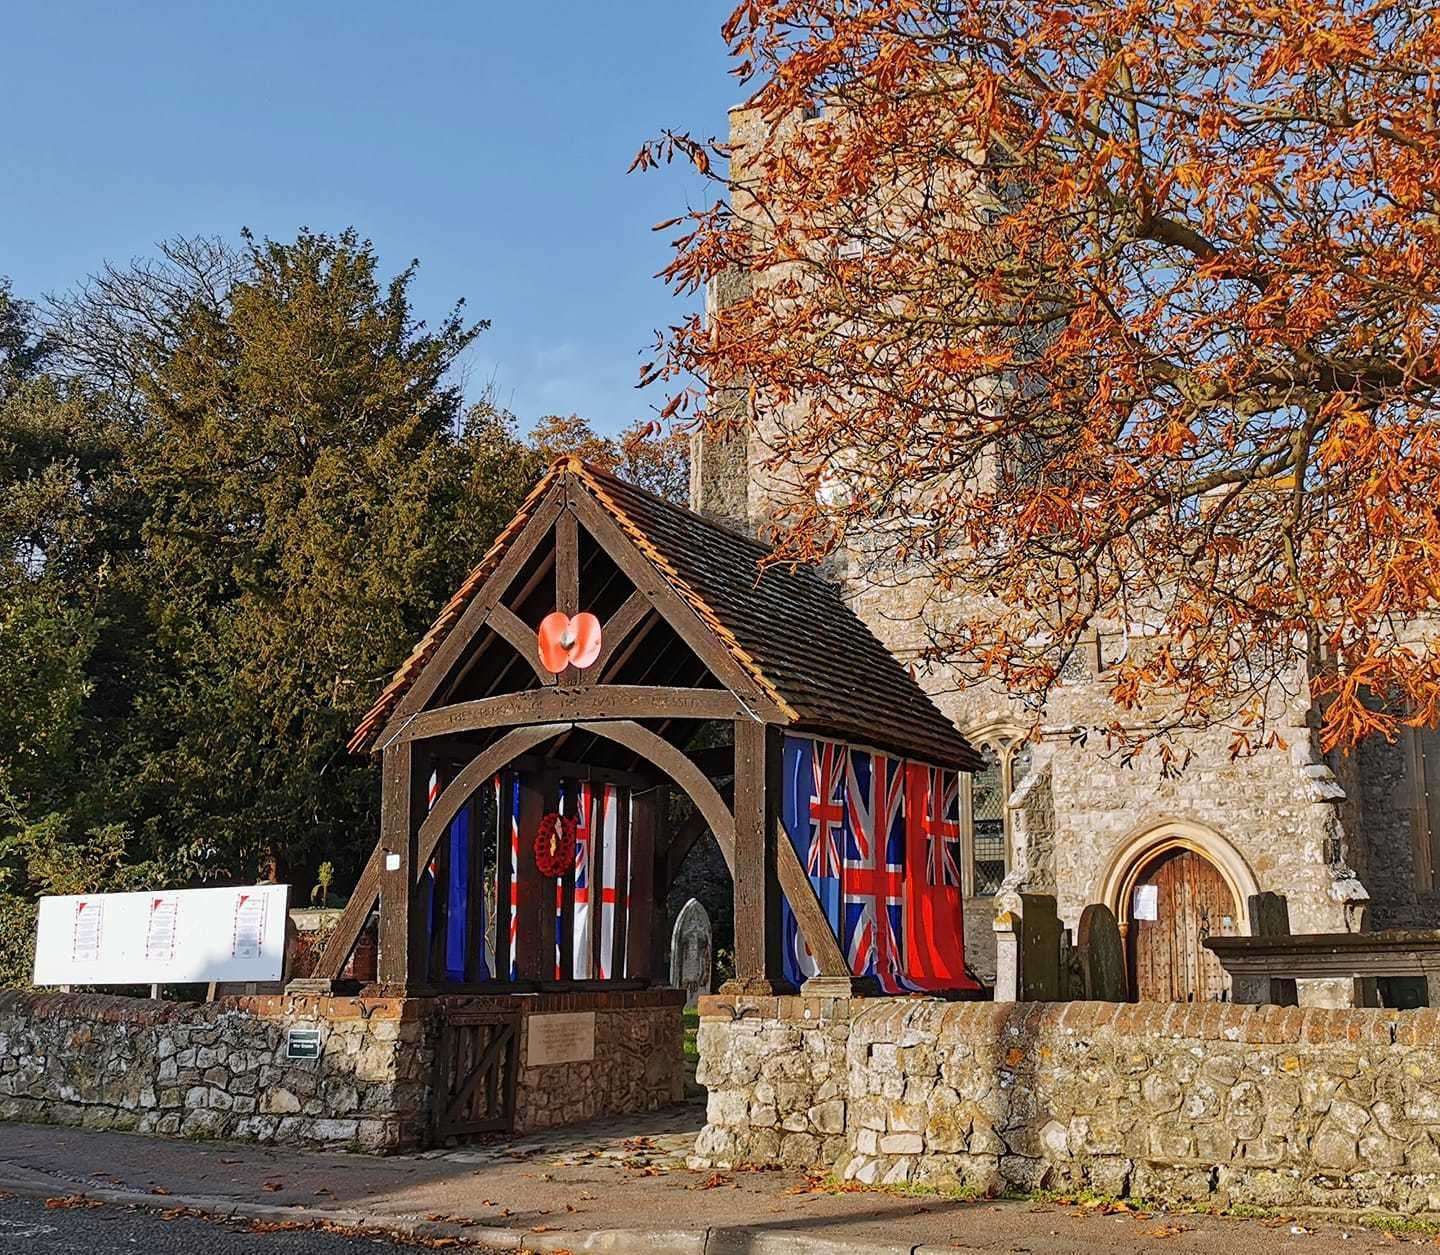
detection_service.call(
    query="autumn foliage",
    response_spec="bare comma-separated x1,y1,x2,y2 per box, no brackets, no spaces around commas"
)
639,0,1440,755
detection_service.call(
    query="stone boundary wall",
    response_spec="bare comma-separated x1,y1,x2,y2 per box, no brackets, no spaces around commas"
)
514,990,685,1132
694,995,1440,1213
0,987,684,1151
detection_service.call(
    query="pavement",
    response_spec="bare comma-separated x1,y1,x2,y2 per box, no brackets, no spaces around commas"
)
0,1193,425,1252
0,1110,1434,1254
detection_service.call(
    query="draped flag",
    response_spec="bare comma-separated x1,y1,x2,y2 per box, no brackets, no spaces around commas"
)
596,785,623,979
780,736,845,987
842,749,908,994
903,763,978,990
779,735,977,994
504,775,521,981
570,782,595,978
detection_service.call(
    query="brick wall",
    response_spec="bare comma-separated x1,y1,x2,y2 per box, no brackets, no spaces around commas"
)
694,994,1440,1214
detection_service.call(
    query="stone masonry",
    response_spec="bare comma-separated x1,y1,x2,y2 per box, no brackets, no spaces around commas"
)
694,994,1440,1214
0,987,684,1151
697,100,1440,1002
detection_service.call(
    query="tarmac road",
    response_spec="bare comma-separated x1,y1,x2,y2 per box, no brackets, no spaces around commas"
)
0,1195,484,1253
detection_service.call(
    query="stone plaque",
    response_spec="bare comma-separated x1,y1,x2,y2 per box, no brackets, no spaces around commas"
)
527,1011,595,1066
669,897,712,1008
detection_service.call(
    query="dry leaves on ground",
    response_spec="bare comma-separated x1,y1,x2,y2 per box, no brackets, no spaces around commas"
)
44,1195,103,1210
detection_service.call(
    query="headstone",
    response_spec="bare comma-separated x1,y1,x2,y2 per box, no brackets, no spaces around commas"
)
992,892,1060,1002
1235,891,1298,1006
670,898,712,1008
1076,903,1127,1001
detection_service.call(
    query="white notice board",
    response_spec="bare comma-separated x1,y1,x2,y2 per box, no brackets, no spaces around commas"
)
32,884,290,986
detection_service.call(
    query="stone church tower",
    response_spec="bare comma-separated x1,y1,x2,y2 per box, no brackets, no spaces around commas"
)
692,101,1440,1006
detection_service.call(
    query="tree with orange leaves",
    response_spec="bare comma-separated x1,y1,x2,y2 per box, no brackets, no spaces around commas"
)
638,0,1440,758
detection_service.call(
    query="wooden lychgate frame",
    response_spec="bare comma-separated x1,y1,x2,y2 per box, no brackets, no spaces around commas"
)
310,458,980,995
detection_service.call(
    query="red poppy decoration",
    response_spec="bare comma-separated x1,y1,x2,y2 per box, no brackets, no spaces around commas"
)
533,812,577,878
537,611,602,674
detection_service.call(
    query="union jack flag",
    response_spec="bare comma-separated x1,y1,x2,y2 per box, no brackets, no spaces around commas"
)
780,736,844,986
923,769,963,888
842,749,907,994
501,775,520,981
556,781,596,978
807,741,846,880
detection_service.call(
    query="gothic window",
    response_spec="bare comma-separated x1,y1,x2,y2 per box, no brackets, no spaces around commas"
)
963,731,1030,897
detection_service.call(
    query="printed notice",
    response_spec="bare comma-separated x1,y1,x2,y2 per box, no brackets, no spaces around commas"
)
231,892,268,959
71,899,103,964
1133,883,1159,922
145,894,179,962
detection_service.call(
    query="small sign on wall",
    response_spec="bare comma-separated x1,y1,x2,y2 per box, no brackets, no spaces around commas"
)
1133,884,1159,921
286,1027,323,1060
527,1012,596,1066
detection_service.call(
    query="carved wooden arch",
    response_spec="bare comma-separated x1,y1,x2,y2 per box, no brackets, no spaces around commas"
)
313,723,567,979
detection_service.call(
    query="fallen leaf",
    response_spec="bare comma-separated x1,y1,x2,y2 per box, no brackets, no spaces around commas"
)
44,1195,103,1210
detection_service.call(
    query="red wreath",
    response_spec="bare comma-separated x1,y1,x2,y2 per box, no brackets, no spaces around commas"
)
533,812,577,878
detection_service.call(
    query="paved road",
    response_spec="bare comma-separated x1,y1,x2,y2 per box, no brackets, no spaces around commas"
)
0,1195,472,1253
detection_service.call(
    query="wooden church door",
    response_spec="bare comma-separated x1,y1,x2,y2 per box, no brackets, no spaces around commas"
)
1127,848,1237,1003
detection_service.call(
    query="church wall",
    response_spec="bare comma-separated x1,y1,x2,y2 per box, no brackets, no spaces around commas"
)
697,101,1435,987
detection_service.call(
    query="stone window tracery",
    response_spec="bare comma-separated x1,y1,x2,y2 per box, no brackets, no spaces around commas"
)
963,730,1030,897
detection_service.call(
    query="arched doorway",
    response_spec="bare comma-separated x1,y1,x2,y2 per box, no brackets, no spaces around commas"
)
1124,844,1237,1002
1097,821,1257,1004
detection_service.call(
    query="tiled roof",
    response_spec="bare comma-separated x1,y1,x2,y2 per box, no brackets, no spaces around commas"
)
350,458,979,771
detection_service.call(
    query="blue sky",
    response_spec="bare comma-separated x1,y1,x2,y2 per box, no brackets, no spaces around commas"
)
2,1,739,434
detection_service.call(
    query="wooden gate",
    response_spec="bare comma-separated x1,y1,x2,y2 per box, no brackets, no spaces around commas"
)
1127,848,1238,1002
432,1010,519,1139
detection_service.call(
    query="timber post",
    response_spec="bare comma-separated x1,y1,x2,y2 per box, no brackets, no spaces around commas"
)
378,740,431,988
728,718,781,993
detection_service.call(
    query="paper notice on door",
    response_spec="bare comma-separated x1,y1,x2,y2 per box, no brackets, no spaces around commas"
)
1133,884,1159,921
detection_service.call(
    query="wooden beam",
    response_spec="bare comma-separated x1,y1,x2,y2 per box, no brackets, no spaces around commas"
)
415,724,569,878
488,604,554,685
513,753,655,791
567,489,786,722
394,686,749,745
775,821,850,980
556,508,580,685
627,786,659,982
373,488,565,745
649,785,672,982
377,741,430,988
591,590,650,677
556,510,579,616
313,844,383,980
573,720,735,873
731,720,848,990
730,720,775,990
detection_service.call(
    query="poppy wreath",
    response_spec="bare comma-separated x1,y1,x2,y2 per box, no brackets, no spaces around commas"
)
533,812,577,878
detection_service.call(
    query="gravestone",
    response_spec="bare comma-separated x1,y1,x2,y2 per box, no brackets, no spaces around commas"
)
1233,891,1298,1006
670,898,712,1008
1076,903,1127,1001
993,892,1060,1002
